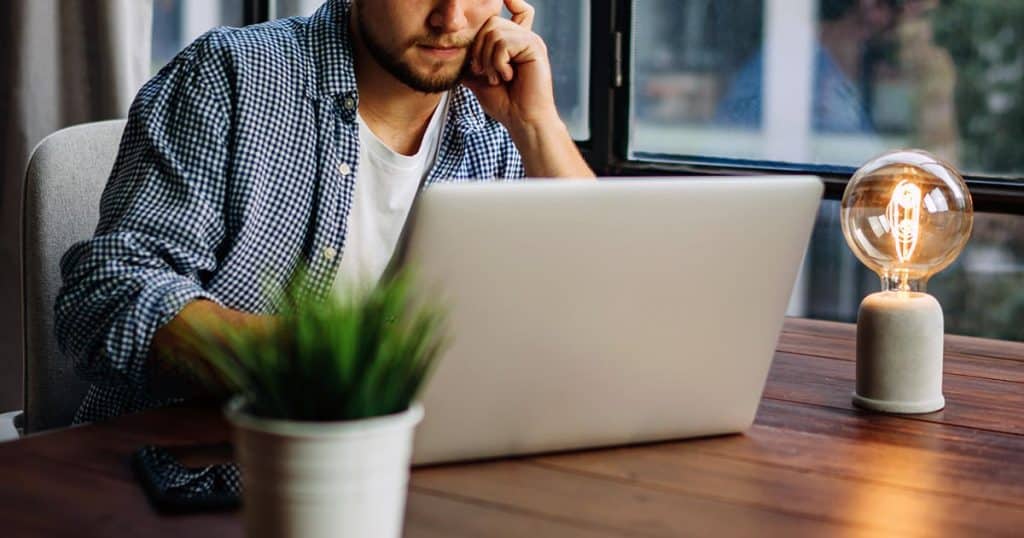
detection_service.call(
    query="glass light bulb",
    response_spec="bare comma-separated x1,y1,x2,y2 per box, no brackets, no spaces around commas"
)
841,149,973,293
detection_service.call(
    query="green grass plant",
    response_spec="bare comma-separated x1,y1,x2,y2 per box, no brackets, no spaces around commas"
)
186,270,448,422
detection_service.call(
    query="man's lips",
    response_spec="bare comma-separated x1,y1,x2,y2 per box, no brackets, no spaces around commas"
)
416,44,467,60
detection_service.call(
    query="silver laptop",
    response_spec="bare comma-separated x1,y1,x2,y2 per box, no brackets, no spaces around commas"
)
400,176,823,465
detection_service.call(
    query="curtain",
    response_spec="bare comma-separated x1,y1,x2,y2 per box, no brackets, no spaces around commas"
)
0,0,153,412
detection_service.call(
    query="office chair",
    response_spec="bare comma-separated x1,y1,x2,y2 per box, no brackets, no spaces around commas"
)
21,120,127,432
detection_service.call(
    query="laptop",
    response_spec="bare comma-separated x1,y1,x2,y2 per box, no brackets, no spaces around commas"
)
400,176,823,465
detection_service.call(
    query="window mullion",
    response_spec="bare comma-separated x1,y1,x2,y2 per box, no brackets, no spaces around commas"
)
587,0,626,175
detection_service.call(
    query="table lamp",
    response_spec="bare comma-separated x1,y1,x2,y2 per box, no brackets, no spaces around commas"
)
840,149,973,414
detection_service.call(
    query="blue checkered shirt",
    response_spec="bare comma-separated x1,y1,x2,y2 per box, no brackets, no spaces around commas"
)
56,0,524,424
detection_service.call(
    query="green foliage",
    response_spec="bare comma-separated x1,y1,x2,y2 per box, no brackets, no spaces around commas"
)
189,270,449,422
933,0,1024,175
933,262,1024,341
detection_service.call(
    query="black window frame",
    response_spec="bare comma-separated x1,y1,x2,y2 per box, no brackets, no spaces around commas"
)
586,0,1024,215
246,0,1024,215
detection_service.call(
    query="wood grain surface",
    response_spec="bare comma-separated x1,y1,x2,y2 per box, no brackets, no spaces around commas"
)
1,318,1021,537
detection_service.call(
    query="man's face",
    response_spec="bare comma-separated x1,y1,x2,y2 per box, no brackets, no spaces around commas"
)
354,0,503,93
859,0,897,37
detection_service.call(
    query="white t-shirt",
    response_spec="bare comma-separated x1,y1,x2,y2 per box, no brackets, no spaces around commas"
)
332,93,449,296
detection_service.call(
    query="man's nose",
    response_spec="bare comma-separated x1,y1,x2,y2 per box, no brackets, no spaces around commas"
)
429,0,469,33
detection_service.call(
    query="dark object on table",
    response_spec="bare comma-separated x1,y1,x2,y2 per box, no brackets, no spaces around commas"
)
132,444,241,513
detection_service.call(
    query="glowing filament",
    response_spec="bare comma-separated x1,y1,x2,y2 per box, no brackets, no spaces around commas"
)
886,180,922,263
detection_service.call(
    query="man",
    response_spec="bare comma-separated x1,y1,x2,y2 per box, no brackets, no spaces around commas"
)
56,0,593,424
716,0,898,133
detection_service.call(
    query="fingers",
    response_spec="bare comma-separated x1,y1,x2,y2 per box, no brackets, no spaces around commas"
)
493,41,514,82
470,16,544,86
470,18,501,84
503,0,535,30
481,26,514,84
481,32,515,85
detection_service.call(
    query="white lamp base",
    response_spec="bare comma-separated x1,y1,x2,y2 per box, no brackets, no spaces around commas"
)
852,291,945,414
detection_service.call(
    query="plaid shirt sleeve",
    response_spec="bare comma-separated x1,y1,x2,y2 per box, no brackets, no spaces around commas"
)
55,31,232,391
501,131,525,180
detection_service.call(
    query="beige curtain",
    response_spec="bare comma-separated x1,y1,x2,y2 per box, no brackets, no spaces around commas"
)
0,0,153,412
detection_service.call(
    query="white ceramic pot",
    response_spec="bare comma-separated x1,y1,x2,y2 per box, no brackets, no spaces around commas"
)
226,400,424,538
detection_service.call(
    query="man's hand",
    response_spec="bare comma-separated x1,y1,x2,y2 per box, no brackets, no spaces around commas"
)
466,0,554,130
151,300,276,393
465,0,594,178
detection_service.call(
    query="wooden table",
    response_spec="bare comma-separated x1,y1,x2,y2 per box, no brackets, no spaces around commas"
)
3,318,1023,537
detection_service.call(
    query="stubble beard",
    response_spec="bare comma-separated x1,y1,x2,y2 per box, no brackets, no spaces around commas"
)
355,9,471,94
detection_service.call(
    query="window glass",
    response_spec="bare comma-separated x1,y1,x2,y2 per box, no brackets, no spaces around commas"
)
788,201,1024,341
275,0,591,140
151,0,244,74
531,0,591,140
631,0,1024,178
273,0,321,18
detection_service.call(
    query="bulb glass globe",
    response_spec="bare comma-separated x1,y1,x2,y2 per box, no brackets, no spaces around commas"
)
841,150,973,293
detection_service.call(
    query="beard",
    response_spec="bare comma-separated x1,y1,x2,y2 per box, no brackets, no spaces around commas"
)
355,8,471,93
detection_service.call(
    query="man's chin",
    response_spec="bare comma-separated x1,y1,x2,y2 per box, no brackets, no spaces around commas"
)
400,66,464,93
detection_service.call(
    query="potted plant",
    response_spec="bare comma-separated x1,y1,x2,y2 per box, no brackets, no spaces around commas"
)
189,271,448,538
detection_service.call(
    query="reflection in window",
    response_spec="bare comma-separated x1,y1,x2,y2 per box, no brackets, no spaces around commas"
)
631,0,1024,178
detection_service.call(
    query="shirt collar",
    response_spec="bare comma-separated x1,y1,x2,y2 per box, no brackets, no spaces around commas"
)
305,0,358,100
304,0,489,132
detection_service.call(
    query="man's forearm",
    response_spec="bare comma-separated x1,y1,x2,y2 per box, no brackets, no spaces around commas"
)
509,115,595,178
151,299,275,379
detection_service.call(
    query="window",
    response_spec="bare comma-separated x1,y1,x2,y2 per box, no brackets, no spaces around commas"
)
630,0,1024,179
151,0,244,74
272,0,322,18
530,0,591,141
795,203,1024,341
624,0,1024,340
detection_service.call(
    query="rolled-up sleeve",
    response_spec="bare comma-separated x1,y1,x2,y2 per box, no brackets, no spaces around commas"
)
55,31,233,391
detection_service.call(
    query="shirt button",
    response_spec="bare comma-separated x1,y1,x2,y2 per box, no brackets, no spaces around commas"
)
322,246,338,261
343,98,356,110
339,162,352,176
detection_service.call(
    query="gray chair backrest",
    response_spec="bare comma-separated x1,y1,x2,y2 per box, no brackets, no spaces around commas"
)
23,119,126,432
